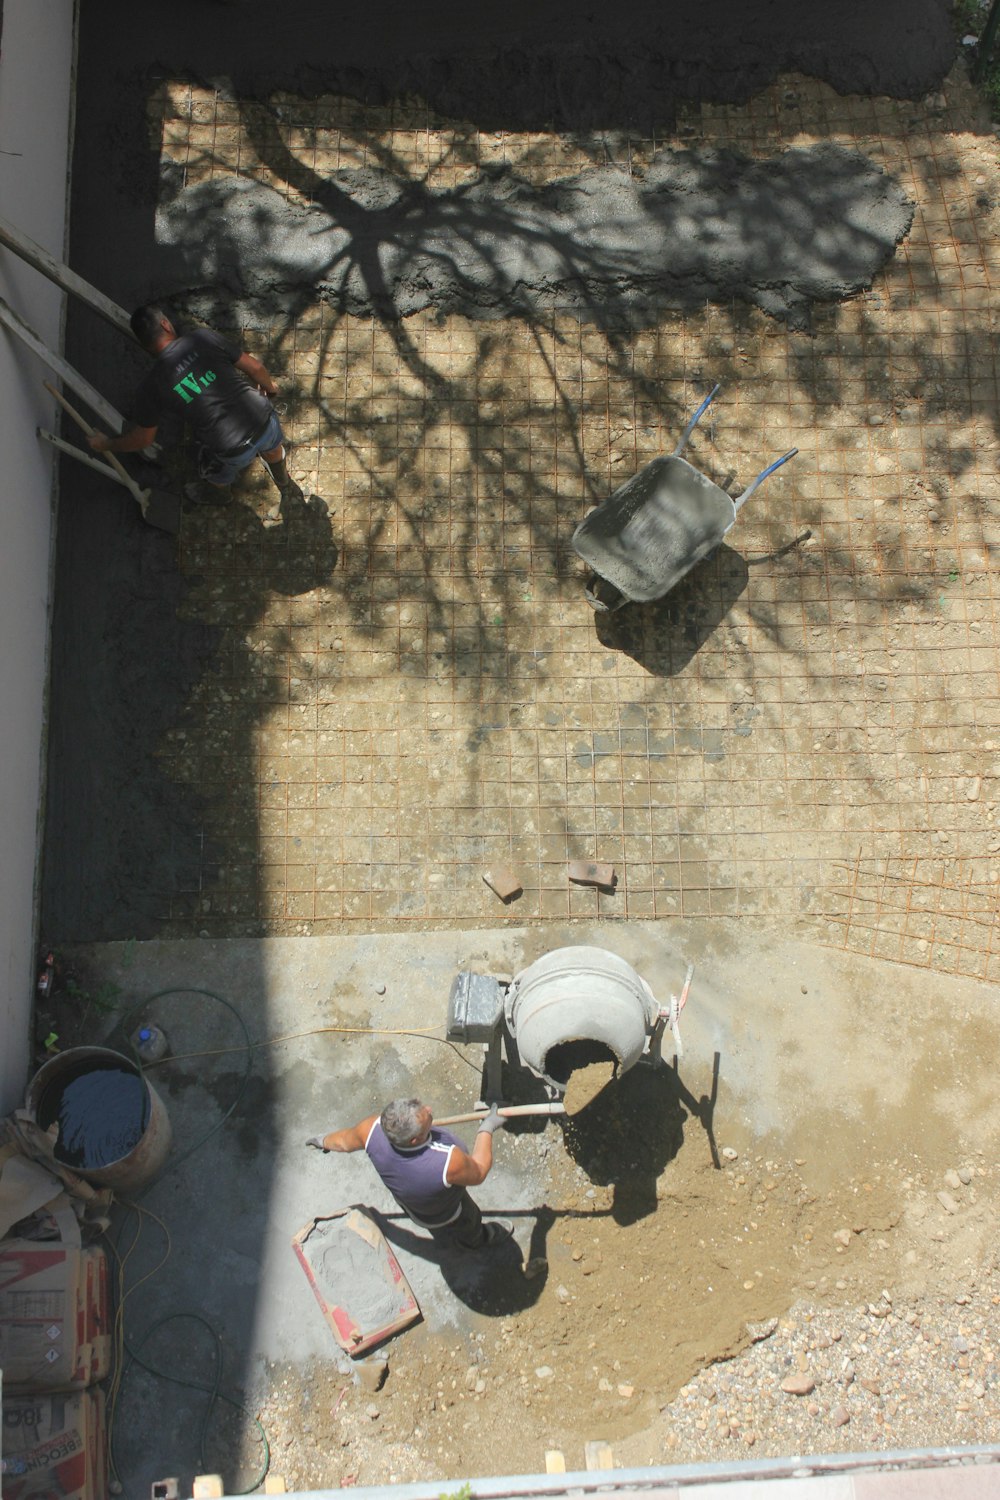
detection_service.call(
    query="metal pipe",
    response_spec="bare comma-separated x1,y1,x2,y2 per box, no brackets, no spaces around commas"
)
246,1443,1000,1500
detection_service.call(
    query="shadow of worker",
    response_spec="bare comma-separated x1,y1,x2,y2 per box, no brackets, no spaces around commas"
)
561,1062,690,1226
375,1205,557,1317
254,485,339,597
593,544,748,677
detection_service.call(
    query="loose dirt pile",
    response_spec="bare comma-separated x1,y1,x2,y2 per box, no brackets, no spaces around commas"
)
245,1058,998,1489
563,1061,617,1115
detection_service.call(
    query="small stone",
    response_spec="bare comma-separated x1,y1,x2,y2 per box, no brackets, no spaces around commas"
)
943,1170,962,1191
953,1335,970,1354
747,1317,778,1343
859,1378,881,1396
807,1402,820,1416
535,1366,554,1380
722,1147,739,1161
374,983,386,996
937,1191,960,1214
780,1374,816,1396
465,1367,478,1390
958,1167,973,1185
617,1384,634,1398
830,1405,850,1427
598,1378,613,1392
475,1379,486,1394
523,1257,548,1280
365,1404,380,1421
800,984,808,995
743,1280,755,1291
742,1431,756,1446
556,1284,571,1303
833,1228,852,1247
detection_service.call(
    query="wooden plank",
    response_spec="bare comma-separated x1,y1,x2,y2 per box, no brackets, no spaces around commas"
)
584,1441,614,1471
192,1477,224,1499
0,213,133,337
544,1451,567,1474
0,296,126,431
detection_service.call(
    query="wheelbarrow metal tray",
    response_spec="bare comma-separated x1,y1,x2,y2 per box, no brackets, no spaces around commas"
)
571,455,737,603
292,1204,420,1356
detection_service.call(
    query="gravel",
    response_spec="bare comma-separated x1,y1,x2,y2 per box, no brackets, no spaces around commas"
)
635,1264,1000,1464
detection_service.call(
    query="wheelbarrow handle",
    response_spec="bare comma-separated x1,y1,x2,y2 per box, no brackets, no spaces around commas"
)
734,447,798,511
673,383,721,457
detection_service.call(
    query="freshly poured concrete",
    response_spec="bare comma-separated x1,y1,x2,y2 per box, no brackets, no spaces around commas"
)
157,145,913,330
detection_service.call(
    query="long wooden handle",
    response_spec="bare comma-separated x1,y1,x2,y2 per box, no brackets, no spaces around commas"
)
0,213,133,337
435,1103,566,1126
0,296,126,432
43,380,146,506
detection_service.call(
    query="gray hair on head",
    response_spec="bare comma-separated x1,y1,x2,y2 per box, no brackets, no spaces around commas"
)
381,1098,425,1147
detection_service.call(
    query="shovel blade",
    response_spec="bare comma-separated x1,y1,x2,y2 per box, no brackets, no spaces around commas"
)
141,486,182,535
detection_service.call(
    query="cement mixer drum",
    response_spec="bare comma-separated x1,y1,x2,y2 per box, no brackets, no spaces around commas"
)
505,946,659,1091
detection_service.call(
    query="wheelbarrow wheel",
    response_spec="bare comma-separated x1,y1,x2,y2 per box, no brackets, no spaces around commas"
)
584,574,627,613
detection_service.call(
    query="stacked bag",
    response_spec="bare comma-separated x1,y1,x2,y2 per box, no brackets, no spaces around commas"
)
1,1130,112,1500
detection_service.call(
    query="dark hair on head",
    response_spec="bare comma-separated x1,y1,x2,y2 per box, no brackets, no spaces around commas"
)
130,304,172,350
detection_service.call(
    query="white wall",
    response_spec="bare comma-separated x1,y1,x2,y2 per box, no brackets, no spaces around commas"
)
0,0,77,1112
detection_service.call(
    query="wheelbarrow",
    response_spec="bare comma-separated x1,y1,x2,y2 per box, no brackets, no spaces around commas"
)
571,385,797,612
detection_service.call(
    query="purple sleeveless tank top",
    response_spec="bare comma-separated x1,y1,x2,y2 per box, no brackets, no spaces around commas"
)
365,1120,466,1227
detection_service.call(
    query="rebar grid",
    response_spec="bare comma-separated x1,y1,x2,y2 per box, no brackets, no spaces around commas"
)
148,73,1000,975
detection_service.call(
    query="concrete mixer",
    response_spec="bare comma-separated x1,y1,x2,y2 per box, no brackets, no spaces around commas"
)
446,945,693,1103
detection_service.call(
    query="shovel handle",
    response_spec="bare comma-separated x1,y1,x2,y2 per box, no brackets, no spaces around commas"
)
435,1103,566,1126
43,380,147,509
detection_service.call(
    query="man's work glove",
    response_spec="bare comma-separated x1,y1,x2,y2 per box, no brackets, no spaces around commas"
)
305,1135,330,1152
476,1106,506,1136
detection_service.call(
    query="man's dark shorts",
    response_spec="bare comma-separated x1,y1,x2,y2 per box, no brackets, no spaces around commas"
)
199,409,283,485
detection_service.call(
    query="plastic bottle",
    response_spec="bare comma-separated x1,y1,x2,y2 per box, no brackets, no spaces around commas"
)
130,1023,170,1064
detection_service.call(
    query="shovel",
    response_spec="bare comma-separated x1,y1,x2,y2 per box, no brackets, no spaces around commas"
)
434,1103,566,1126
41,381,181,534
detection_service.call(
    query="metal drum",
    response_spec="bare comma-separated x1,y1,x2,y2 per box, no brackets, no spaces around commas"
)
26,1045,172,1191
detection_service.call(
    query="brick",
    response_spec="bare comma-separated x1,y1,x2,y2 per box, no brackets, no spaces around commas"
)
567,860,616,889
482,867,523,902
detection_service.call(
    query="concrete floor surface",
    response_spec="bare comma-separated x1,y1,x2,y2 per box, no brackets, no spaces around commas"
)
65,64,997,986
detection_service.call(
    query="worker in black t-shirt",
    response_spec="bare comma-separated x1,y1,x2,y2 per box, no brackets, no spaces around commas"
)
88,304,302,504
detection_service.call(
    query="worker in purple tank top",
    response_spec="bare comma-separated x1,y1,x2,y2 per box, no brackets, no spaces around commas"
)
306,1098,512,1251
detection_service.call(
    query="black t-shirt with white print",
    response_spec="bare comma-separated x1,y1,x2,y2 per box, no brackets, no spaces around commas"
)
131,328,273,454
